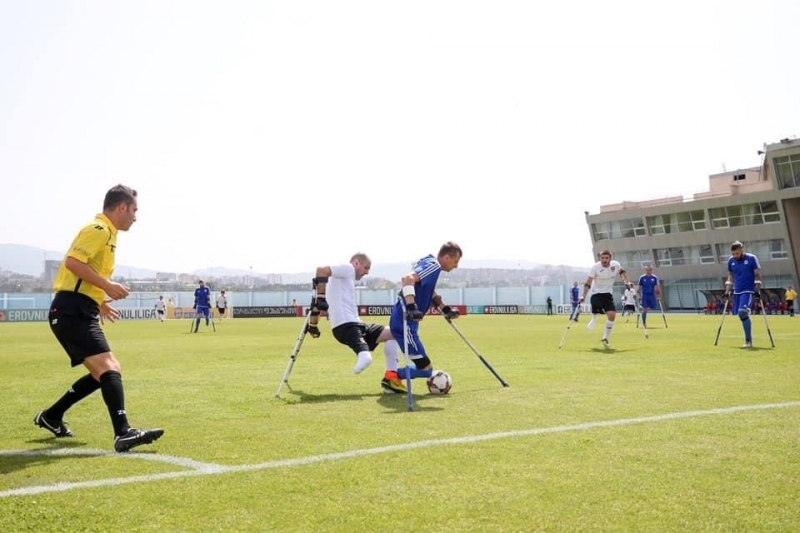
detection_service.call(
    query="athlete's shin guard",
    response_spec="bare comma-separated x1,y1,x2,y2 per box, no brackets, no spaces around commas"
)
742,318,752,341
395,366,433,380
384,340,399,372
603,320,615,339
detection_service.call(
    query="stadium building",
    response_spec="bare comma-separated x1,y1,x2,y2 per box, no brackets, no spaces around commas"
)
585,137,800,310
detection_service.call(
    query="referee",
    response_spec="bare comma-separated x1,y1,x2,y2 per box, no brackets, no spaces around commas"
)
34,184,164,452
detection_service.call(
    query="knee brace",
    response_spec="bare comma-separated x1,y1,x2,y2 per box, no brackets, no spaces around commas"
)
412,355,432,370
738,309,750,321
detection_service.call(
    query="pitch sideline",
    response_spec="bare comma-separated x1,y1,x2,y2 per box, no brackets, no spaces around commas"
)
1,400,798,498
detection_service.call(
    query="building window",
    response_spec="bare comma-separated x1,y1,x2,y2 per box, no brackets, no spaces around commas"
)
673,210,706,232
716,244,730,263
775,153,800,189
619,218,647,238
722,240,788,262
769,239,788,260
647,213,688,234
709,207,729,229
655,248,686,267
760,201,780,223
593,218,645,241
726,205,743,227
698,244,716,264
621,250,653,268
592,224,609,241
740,201,781,225
690,210,707,230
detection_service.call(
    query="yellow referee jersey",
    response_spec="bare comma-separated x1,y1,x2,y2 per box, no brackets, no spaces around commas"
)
52,213,118,306
787,288,798,301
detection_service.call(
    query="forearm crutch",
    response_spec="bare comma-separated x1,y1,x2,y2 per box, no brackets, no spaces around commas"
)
445,317,509,387
274,311,312,398
558,305,581,350
713,297,730,346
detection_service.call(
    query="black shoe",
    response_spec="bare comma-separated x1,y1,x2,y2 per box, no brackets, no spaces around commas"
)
34,410,75,438
114,428,165,453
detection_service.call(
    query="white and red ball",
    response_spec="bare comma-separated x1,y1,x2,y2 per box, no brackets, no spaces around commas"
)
426,370,452,395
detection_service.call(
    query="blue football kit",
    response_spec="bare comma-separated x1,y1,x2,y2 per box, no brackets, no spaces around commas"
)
389,255,441,378
194,286,211,321
570,286,580,313
638,274,659,310
728,253,761,315
728,252,761,343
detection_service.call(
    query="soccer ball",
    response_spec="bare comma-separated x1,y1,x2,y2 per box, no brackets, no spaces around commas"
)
426,370,452,395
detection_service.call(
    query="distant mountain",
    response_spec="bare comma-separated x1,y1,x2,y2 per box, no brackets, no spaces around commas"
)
0,243,587,283
193,266,254,277
0,243,158,279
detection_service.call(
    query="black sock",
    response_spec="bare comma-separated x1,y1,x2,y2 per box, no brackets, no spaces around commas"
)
99,371,130,436
46,373,100,420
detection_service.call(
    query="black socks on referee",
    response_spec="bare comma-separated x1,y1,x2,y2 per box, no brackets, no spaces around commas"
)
99,370,131,437
45,373,100,420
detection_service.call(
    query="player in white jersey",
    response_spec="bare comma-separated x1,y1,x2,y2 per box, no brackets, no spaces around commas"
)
216,290,228,320
621,284,637,321
154,295,166,322
307,252,406,394
579,250,631,348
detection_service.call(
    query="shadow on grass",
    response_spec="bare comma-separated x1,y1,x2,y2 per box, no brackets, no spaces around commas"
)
279,389,379,404
589,348,633,354
0,440,92,476
376,393,446,413
712,345,775,352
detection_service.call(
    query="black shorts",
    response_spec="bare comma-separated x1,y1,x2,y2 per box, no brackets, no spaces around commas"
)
217,307,226,314
157,309,165,315
49,292,111,367
332,322,384,355
590,293,616,314
623,304,636,312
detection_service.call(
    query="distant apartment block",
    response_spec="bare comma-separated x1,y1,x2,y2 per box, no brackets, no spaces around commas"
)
586,138,800,309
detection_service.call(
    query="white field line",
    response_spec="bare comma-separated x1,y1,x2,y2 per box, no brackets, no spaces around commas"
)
0,448,225,471
1,401,798,498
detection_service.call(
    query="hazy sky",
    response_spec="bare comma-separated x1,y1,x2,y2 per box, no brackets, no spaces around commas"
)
1,0,798,274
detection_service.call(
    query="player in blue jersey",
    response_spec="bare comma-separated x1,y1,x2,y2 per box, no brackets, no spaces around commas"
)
724,241,762,348
637,266,661,328
389,242,462,383
570,281,580,320
193,280,212,333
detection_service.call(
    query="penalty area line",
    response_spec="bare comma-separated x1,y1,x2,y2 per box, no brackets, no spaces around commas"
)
2,400,799,498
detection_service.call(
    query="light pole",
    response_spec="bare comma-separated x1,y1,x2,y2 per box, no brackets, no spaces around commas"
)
249,266,253,289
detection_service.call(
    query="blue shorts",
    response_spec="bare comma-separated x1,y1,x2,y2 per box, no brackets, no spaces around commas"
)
389,306,427,359
640,294,658,310
196,305,210,318
732,293,754,315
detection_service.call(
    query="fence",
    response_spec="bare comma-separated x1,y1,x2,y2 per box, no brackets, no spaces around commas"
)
0,286,568,311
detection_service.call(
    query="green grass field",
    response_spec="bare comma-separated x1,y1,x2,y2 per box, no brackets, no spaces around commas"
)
1,313,799,532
